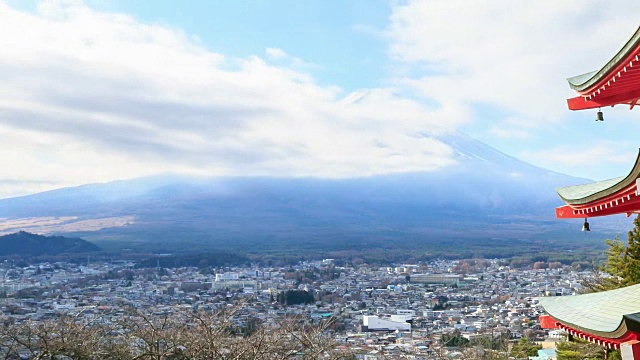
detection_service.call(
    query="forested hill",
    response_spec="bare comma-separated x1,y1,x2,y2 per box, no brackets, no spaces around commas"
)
0,231,100,256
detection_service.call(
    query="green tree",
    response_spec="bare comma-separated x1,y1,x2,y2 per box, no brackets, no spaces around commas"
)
584,215,640,292
441,330,469,347
509,337,541,358
622,215,640,282
277,290,314,305
556,339,609,360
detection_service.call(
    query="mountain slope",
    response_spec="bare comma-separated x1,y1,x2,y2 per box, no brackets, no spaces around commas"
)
0,132,627,254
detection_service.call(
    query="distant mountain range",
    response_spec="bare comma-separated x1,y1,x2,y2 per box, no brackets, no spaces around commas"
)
0,132,631,256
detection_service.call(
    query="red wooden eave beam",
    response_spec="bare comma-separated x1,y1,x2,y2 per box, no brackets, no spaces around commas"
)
556,203,640,218
567,88,640,110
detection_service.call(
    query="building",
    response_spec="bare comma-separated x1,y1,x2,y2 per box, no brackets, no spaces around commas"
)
530,348,557,360
362,315,411,332
554,21,640,220
565,25,640,111
555,149,640,219
0,282,34,295
411,274,461,285
541,24,640,360
539,284,640,358
215,273,239,281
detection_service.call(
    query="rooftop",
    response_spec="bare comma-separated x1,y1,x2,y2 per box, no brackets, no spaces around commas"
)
538,283,640,338
567,25,640,92
556,149,640,205
566,24,640,110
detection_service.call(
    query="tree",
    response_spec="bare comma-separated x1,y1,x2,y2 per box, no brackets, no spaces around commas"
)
277,290,314,306
621,215,640,283
0,306,354,359
509,337,541,359
585,215,640,292
532,261,547,270
556,339,615,360
441,330,469,347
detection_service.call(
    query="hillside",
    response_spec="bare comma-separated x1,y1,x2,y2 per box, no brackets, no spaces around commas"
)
0,231,100,256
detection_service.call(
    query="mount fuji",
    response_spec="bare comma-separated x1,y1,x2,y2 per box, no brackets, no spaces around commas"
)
0,131,628,257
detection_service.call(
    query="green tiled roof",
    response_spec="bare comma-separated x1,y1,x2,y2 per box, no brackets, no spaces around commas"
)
556,149,640,205
557,176,625,203
567,71,597,88
538,284,640,338
567,25,640,91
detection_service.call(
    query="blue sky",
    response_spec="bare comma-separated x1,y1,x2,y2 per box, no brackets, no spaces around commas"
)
9,0,392,91
102,1,390,88
1,0,640,198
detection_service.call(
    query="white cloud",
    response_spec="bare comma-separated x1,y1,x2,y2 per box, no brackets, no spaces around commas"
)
520,142,636,181
5,0,636,198
265,46,320,70
489,127,531,140
0,0,463,198
488,116,537,139
386,0,640,131
385,0,640,180
265,47,288,60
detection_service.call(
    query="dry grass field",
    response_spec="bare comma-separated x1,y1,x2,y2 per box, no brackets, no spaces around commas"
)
0,216,135,235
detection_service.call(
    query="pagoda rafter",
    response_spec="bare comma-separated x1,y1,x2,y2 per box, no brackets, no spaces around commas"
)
543,23,640,360
539,284,640,358
567,25,640,110
555,149,640,218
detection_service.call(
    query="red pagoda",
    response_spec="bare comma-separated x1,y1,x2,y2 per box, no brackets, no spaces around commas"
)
555,149,640,219
538,286,640,358
539,24,640,360
566,25,640,111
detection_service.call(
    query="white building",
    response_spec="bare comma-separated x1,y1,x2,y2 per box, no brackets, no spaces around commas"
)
215,273,239,281
362,316,411,332
390,314,413,323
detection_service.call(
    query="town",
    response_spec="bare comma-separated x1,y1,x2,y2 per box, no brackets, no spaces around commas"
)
0,257,585,358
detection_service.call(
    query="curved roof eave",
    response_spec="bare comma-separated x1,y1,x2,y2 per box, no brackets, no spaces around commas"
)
538,284,640,338
557,149,640,205
567,24,640,92
549,313,629,340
